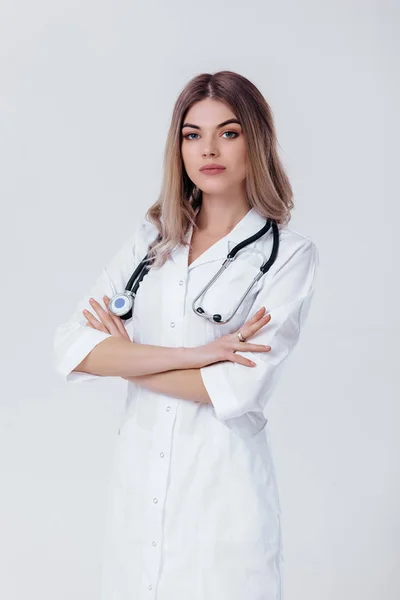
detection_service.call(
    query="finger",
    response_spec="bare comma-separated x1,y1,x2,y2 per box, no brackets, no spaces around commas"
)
241,308,269,335
244,306,267,326
83,309,109,334
103,296,131,341
239,313,271,341
103,296,131,340
249,313,271,334
88,298,121,337
233,343,271,352
224,353,256,368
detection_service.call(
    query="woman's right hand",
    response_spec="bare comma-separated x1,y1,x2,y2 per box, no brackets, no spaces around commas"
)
187,306,272,369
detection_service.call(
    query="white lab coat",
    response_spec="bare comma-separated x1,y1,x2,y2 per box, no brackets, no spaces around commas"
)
54,206,319,600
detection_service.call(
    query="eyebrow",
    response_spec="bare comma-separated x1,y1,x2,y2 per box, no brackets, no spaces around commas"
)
181,118,241,130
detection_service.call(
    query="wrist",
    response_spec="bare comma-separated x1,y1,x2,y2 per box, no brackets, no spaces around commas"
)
178,346,199,370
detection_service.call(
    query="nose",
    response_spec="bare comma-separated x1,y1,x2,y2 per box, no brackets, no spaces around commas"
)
200,134,220,157
202,148,218,157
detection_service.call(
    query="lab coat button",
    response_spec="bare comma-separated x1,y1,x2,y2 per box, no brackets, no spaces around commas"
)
160,452,164,458
170,321,175,327
152,540,157,546
179,280,184,286
153,498,158,504
166,406,171,411
148,584,152,590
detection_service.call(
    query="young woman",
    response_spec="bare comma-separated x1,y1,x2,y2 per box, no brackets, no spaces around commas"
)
54,70,318,600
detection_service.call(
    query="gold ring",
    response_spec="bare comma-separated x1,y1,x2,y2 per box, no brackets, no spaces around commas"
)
237,330,246,342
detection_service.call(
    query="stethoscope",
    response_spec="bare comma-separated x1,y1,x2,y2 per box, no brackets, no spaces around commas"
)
108,218,280,324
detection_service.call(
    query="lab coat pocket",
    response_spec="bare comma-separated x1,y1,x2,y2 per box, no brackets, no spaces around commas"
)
113,416,139,491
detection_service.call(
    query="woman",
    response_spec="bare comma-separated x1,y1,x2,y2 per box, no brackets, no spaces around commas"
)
54,70,318,600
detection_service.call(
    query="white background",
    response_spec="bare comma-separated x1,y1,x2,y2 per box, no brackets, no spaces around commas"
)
0,1,398,598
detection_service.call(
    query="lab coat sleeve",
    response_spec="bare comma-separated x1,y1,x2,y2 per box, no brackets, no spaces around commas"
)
200,238,319,423
53,221,145,383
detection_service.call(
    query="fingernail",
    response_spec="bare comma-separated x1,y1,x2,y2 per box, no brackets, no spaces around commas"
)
265,345,271,350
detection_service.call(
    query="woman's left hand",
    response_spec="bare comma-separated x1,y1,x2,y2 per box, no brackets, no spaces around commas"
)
83,295,131,340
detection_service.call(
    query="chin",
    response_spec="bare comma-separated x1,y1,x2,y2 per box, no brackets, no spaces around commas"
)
198,179,232,191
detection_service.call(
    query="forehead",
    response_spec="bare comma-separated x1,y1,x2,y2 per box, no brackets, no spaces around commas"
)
184,98,238,125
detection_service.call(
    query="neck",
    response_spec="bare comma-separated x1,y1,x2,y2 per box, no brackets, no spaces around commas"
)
195,196,251,237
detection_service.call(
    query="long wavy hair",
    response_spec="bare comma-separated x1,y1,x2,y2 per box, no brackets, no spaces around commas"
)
145,70,294,269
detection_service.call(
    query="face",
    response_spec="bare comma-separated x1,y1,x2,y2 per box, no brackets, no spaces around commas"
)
181,98,247,198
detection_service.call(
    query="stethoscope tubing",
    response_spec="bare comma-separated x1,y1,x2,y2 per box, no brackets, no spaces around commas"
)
192,219,279,324
108,218,279,323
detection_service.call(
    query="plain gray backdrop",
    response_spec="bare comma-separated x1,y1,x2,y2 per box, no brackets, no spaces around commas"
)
1,1,398,598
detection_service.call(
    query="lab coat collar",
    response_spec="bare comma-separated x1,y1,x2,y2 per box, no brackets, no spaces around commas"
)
170,206,269,270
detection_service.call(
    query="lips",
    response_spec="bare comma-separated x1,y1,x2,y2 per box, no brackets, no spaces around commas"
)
199,164,226,172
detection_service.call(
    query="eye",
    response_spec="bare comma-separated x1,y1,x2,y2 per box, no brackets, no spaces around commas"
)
222,131,239,139
182,131,239,140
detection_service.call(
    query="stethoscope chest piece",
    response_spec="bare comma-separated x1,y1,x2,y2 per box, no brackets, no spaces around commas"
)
109,291,135,317
108,233,162,320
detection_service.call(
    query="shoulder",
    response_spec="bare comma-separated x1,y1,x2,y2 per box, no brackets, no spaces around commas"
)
101,216,159,278
122,215,159,250
139,216,159,239
277,224,318,263
254,224,319,302
119,215,159,265
279,223,315,248
258,223,319,282
135,216,159,250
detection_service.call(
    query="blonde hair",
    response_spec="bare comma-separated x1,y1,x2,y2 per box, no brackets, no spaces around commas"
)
145,70,294,269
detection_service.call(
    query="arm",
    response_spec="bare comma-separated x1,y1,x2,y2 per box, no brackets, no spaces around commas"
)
197,239,319,430
54,219,162,383
125,240,319,437
123,240,318,424
123,369,212,405
73,338,195,378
